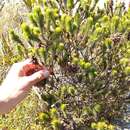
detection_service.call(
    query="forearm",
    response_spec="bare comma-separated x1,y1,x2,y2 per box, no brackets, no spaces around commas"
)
0,85,29,114
0,85,10,114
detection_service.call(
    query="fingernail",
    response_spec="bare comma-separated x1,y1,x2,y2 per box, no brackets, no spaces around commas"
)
42,70,50,78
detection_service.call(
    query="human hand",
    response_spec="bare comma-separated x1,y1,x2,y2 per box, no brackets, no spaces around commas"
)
0,59,50,114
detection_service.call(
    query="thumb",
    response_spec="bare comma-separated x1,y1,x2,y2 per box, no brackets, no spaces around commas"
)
26,69,50,86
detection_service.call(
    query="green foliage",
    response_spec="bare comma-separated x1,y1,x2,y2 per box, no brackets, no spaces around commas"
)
1,0,130,129
91,121,115,130
67,0,74,10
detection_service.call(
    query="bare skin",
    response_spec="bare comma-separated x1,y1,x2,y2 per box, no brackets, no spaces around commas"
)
0,59,50,114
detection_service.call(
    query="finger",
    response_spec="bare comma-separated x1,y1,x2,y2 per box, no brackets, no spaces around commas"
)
12,59,32,69
12,59,33,76
20,58,32,66
26,69,50,86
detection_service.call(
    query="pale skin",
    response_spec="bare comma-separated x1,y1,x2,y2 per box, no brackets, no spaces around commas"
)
0,59,50,114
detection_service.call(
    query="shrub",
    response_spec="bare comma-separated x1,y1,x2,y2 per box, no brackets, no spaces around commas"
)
7,0,130,129
91,121,115,130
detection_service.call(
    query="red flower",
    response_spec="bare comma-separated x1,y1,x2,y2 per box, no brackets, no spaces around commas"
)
22,64,47,76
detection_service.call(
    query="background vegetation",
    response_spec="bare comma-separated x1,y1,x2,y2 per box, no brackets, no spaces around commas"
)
0,0,130,129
